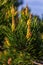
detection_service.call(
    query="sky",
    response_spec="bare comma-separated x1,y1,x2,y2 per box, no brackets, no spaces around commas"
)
19,0,43,18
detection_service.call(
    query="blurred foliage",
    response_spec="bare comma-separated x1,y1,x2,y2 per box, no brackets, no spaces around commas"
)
0,0,43,65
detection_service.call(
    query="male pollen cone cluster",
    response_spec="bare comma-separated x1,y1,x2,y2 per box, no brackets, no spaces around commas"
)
11,5,17,32
26,14,32,39
4,37,11,47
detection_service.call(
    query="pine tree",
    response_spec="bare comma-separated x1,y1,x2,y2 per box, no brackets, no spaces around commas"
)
0,1,43,65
